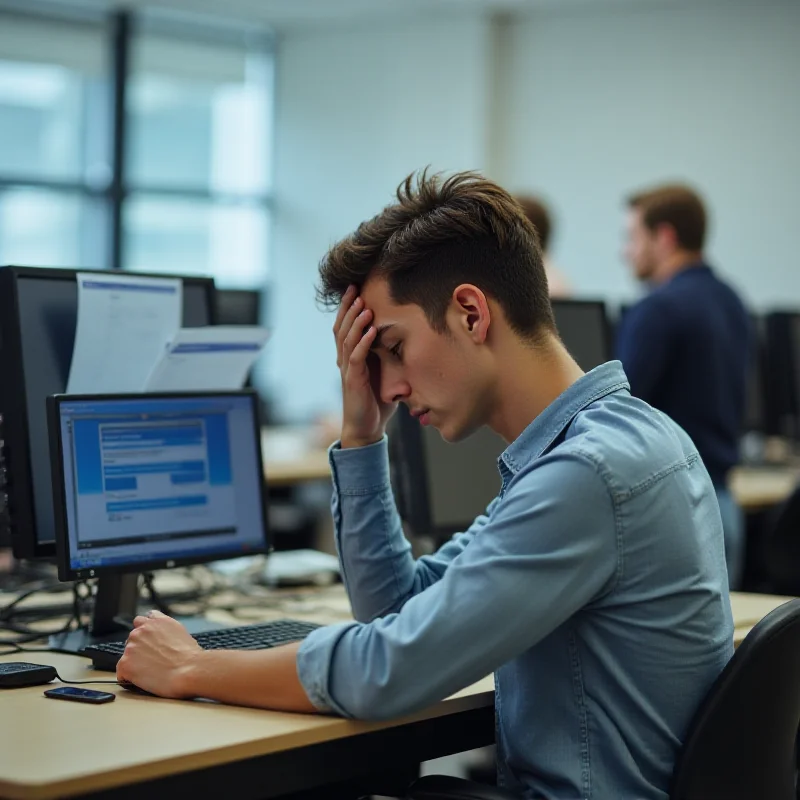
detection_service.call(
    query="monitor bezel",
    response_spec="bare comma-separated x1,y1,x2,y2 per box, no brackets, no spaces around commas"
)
214,288,263,326
47,389,269,581
0,266,216,560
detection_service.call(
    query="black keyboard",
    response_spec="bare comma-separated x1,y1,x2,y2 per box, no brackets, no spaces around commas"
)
83,619,322,671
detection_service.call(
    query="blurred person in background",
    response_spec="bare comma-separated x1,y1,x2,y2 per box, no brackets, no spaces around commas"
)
516,195,571,297
616,184,750,588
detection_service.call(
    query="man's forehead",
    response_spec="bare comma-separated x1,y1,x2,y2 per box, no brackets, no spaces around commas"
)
360,275,393,306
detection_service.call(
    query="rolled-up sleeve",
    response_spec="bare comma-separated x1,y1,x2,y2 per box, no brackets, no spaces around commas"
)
297,451,618,720
328,437,485,623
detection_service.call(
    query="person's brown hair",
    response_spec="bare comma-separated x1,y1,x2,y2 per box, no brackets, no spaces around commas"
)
317,170,554,341
515,195,552,252
627,184,707,251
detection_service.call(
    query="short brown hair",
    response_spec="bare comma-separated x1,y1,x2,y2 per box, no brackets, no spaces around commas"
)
515,195,552,252
627,184,707,251
317,170,554,341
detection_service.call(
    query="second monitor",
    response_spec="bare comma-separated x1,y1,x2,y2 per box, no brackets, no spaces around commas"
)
389,299,612,543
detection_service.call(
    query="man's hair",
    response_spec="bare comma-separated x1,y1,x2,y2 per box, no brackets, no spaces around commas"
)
515,195,552,252
627,184,707,251
317,169,554,341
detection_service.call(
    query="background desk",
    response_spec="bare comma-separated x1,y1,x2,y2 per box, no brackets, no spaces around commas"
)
731,590,793,646
260,435,800,508
730,466,799,512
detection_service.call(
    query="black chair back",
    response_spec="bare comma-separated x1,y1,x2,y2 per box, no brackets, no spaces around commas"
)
670,598,800,800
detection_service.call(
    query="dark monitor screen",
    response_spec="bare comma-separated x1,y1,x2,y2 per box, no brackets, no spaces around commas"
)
0,267,214,558
744,315,766,434
764,311,800,440
552,299,612,373
49,392,268,579
389,299,612,541
215,289,262,326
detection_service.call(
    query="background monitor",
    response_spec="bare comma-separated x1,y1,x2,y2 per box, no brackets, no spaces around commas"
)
0,266,215,559
389,298,613,543
764,311,800,441
743,315,768,435
214,288,262,326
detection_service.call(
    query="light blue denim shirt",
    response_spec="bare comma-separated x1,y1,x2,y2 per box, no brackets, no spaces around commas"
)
297,362,733,800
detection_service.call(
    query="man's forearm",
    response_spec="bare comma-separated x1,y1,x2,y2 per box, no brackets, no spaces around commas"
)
178,641,318,713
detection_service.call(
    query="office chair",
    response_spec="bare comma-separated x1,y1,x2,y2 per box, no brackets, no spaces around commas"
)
405,599,800,800
761,485,800,595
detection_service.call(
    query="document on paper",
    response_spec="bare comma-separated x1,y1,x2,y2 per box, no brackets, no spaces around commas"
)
67,274,182,394
144,326,270,392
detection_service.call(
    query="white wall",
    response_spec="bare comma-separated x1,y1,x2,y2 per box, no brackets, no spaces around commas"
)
268,1,800,421
267,13,491,422
500,1,800,308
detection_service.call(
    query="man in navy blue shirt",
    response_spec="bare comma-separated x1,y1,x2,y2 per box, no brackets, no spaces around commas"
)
616,184,751,588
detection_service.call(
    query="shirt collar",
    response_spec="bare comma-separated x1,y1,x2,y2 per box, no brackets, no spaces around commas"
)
499,361,630,476
666,260,712,285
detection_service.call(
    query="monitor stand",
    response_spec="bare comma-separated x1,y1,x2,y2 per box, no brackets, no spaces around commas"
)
49,573,219,656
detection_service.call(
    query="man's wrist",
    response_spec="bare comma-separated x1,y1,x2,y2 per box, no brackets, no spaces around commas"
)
175,650,210,698
340,430,383,449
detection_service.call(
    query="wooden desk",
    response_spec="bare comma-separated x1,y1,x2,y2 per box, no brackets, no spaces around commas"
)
730,466,799,512
259,439,800,503
264,450,331,488
0,651,493,800
261,428,331,488
730,590,795,647
0,580,791,799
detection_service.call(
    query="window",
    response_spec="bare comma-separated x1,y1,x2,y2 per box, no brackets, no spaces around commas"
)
0,188,107,268
124,197,269,287
0,4,275,288
0,10,109,268
125,21,274,288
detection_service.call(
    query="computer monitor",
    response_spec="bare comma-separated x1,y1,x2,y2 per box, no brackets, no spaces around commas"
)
743,315,767,435
764,311,800,440
47,390,268,652
0,266,216,560
389,298,612,542
214,288,262,326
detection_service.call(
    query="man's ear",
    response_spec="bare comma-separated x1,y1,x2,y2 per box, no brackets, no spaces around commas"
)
451,284,490,343
655,222,678,251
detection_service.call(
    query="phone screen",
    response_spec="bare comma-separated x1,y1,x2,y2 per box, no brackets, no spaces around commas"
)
44,686,115,704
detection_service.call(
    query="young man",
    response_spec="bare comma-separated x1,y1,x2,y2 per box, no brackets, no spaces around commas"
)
118,172,733,800
616,184,751,589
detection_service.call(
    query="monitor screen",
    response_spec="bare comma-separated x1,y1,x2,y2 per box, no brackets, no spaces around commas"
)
389,299,612,541
551,300,611,373
215,289,262,326
743,315,766,434
764,311,800,440
51,392,267,578
0,267,213,557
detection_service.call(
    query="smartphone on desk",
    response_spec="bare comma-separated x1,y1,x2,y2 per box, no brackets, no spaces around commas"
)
44,686,115,704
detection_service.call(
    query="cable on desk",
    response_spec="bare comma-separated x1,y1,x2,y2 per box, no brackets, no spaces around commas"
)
52,669,119,686
0,581,88,646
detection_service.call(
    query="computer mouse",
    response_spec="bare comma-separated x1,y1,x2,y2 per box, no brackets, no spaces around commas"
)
118,680,156,696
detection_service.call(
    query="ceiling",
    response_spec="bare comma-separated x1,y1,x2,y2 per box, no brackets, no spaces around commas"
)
34,0,691,31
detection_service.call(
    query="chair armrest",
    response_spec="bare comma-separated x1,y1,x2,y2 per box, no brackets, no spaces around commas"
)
407,775,520,800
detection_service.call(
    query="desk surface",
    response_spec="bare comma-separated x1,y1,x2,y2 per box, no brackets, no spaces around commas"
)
0,583,792,799
0,651,492,800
